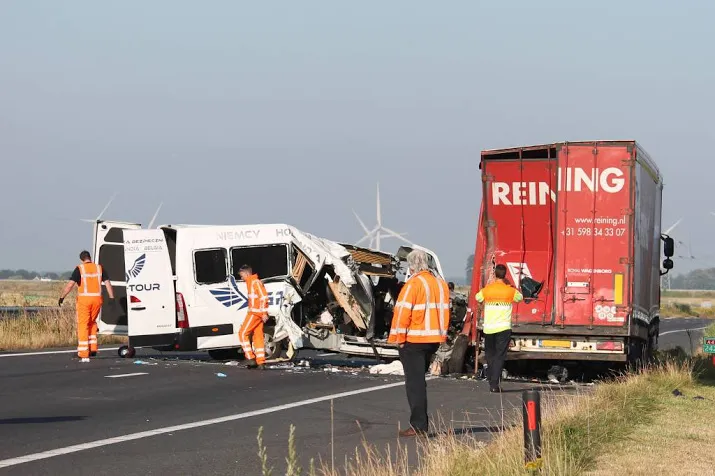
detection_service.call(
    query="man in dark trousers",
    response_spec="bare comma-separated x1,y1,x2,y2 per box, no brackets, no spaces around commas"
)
475,264,523,392
388,249,450,437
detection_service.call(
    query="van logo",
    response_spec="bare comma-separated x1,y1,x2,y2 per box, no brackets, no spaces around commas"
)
210,276,249,310
126,254,146,281
210,276,285,310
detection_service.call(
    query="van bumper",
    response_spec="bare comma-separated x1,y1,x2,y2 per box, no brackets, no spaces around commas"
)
129,324,234,351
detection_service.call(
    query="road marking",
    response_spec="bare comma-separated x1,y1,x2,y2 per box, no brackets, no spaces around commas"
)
104,373,149,379
660,326,709,336
317,353,337,357
0,348,120,358
0,377,429,469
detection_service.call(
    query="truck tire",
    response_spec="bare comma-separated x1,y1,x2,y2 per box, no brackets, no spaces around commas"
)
447,334,470,375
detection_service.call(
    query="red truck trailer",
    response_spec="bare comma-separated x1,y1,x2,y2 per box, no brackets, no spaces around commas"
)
456,141,675,375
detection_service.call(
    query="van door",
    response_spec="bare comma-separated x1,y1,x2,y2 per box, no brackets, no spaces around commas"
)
93,220,141,335
123,229,177,344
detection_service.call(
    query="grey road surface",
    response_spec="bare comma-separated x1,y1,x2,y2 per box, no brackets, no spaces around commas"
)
0,318,706,476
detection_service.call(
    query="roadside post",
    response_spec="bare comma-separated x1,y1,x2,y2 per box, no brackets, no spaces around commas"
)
703,336,715,365
522,389,543,473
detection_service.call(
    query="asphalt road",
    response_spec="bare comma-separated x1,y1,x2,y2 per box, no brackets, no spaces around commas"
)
0,317,707,476
658,317,712,354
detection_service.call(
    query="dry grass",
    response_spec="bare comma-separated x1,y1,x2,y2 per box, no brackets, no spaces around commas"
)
0,307,126,350
0,280,63,306
264,358,708,476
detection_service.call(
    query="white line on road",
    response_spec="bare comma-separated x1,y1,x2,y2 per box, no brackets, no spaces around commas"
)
317,353,337,357
104,373,149,379
660,326,709,336
0,348,121,358
0,377,428,469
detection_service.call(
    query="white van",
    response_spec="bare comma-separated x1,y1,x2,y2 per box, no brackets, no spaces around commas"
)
92,221,445,360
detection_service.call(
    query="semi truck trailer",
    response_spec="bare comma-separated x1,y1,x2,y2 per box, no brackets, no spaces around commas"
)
453,140,675,375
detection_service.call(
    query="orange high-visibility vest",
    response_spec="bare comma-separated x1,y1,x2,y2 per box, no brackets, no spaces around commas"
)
77,262,104,300
388,270,450,344
246,274,268,317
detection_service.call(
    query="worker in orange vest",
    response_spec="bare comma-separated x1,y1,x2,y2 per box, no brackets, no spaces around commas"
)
237,265,269,369
388,249,450,437
475,263,523,392
58,250,115,362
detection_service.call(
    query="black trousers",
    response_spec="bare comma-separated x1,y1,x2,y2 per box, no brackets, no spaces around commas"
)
398,342,439,432
484,329,511,389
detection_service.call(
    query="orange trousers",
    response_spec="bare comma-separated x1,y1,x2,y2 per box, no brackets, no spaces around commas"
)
77,298,102,358
238,313,265,364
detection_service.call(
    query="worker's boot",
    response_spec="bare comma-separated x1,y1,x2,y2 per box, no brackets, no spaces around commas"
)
256,364,266,370
245,359,258,369
89,352,97,358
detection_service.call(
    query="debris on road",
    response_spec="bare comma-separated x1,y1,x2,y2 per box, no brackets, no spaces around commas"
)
133,360,157,366
368,360,404,375
225,361,240,366
216,373,227,378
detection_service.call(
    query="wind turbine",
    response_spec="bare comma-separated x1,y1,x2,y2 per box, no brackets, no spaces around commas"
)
353,183,410,251
148,202,163,229
80,193,117,224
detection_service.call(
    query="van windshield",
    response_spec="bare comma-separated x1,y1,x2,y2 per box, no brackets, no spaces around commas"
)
231,244,289,281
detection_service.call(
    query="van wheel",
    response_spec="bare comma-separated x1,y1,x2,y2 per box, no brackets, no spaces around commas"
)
447,334,469,375
263,326,286,361
118,345,135,359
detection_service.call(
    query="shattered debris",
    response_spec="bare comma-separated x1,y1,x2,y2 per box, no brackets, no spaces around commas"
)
368,360,404,376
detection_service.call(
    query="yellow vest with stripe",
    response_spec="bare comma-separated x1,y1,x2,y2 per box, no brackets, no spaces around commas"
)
475,280,523,334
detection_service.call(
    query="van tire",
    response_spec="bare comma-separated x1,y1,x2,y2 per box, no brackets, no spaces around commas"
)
263,326,286,360
118,345,135,359
447,334,469,375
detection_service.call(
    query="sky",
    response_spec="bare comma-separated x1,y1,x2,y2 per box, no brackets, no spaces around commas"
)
0,1,713,279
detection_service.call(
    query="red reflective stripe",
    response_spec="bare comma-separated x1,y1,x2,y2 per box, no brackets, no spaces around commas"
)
527,401,537,431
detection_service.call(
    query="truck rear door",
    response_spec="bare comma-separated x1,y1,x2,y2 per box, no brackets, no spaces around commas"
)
480,151,558,326
93,220,141,335
123,229,177,342
554,143,632,328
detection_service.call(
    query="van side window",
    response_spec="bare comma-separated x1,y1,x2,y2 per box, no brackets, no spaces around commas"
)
194,249,227,284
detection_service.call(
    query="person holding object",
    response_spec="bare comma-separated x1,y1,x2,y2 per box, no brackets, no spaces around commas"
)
388,249,450,437
237,265,269,369
58,250,115,362
475,263,523,392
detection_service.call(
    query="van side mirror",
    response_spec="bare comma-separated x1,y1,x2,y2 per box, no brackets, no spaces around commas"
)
662,258,673,271
661,235,674,258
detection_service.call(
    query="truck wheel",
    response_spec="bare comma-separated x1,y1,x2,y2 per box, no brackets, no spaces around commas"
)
447,334,469,375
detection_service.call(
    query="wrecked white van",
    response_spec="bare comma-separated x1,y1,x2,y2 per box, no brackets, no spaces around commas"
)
92,221,445,360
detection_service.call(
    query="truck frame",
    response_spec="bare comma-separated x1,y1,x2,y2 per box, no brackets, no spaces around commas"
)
452,140,675,374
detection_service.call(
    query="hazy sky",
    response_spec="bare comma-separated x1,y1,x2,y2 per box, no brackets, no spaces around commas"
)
1,1,713,278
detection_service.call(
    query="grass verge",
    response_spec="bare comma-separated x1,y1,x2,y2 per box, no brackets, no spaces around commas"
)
0,307,126,350
261,355,715,475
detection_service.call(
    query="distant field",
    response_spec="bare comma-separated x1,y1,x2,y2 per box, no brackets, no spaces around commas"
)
0,279,63,306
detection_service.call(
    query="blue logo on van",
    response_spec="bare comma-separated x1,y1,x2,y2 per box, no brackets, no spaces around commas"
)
210,276,249,310
210,276,285,310
125,254,146,281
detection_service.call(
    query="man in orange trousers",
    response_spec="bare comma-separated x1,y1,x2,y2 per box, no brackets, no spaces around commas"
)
237,265,269,369
59,250,115,362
